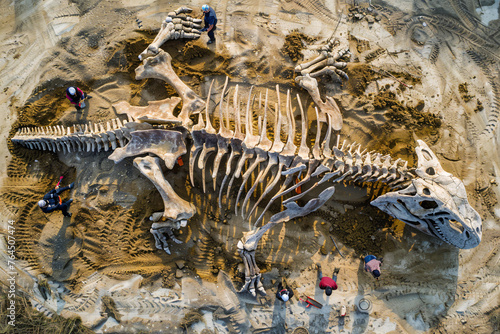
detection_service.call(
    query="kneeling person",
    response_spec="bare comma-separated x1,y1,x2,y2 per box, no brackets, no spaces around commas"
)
39,183,75,217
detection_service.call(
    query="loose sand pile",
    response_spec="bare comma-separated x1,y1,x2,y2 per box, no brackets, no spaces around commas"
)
1,0,499,333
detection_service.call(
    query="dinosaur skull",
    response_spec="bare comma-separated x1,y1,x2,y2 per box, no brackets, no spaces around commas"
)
371,140,482,249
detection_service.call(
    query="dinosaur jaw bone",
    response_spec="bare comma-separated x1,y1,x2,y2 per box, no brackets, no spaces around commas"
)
135,50,204,127
371,140,482,249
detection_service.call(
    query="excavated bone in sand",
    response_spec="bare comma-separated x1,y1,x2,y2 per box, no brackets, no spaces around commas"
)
113,97,182,124
133,155,195,222
135,49,204,128
295,74,343,131
109,129,186,168
139,7,202,60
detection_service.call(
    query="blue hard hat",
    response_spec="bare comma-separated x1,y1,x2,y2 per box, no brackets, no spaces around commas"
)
202,4,209,11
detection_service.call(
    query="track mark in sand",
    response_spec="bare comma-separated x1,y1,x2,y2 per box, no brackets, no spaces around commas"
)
429,43,440,64
278,0,337,22
466,50,500,136
449,0,485,32
193,228,218,280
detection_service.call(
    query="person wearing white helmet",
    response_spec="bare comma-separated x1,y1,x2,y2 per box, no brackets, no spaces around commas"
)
201,4,217,44
39,182,75,217
276,281,294,303
66,86,91,110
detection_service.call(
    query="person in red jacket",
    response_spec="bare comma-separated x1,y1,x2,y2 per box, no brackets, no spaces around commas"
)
66,86,91,110
317,264,339,296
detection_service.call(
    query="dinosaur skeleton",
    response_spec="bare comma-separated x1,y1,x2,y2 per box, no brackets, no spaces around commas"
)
12,43,482,297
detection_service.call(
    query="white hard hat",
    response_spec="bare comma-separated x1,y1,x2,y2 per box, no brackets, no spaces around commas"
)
68,87,76,95
202,4,209,11
38,200,47,208
165,17,172,23
281,293,289,302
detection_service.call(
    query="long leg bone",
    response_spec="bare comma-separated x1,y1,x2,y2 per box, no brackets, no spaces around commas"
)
134,156,196,223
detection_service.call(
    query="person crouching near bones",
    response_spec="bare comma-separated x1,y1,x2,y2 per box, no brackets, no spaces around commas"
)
316,264,339,296
38,182,75,217
364,255,382,280
66,86,91,111
276,281,294,303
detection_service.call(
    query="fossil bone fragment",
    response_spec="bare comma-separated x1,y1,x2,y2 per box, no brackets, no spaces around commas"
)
113,97,183,124
135,49,204,128
109,129,185,168
134,156,196,224
139,7,202,60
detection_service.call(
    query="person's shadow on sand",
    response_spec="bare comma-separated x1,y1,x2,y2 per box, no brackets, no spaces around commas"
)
75,99,91,123
51,216,75,281
270,297,287,334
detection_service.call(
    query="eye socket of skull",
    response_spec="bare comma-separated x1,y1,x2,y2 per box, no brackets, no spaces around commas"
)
425,167,435,175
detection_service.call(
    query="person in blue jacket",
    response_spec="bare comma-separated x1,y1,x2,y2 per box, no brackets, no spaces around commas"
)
38,183,75,217
201,4,217,44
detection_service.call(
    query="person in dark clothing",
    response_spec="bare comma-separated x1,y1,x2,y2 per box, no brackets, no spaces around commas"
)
38,183,75,217
66,86,91,110
276,282,294,302
317,264,339,296
201,4,217,44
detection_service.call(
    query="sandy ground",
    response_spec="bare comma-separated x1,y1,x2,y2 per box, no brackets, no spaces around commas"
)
1,0,500,333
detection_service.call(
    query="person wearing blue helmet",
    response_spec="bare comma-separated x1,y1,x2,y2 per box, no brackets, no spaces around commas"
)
201,4,217,44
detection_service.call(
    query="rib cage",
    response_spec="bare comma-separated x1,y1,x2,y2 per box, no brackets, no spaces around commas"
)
10,83,413,225
187,83,412,223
